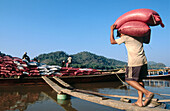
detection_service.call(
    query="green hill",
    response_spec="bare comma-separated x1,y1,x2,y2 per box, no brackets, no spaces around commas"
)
36,51,127,69
36,51,166,69
0,51,166,69
148,61,166,69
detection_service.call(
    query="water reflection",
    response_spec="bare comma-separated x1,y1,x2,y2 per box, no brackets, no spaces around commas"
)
41,91,77,111
0,80,169,111
143,79,170,87
0,81,124,111
0,85,76,111
0,85,50,111
0,84,120,111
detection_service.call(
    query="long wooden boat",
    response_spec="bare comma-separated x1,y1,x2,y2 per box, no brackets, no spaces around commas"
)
146,68,170,79
0,72,125,86
145,74,170,79
2,68,170,86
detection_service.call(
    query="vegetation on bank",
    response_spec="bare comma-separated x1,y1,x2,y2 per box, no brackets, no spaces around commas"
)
36,51,127,69
0,51,166,69
35,51,166,69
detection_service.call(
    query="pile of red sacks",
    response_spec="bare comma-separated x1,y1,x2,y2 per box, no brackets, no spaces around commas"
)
0,55,100,78
114,8,164,37
0,56,23,77
59,67,100,76
0,56,40,77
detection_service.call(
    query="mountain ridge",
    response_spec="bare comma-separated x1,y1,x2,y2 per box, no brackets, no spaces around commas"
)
36,51,166,69
0,51,166,69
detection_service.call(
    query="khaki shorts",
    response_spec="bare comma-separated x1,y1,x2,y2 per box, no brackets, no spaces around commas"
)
125,64,148,82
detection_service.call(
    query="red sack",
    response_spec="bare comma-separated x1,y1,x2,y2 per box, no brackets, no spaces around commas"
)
4,60,13,64
114,9,164,29
3,56,13,61
118,21,150,37
30,70,39,73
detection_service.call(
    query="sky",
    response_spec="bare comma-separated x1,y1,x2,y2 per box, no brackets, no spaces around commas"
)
0,0,170,66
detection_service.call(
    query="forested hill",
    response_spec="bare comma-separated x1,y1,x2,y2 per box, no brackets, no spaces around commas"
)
0,51,166,69
36,51,166,69
36,51,127,69
148,61,166,69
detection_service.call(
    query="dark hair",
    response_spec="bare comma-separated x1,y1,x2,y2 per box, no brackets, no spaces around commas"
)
117,30,121,37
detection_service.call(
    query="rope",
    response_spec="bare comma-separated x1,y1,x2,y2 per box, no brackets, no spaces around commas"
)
115,73,129,87
115,74,170,99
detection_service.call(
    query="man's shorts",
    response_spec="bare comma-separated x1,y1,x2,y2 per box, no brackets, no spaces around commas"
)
125,64,148,82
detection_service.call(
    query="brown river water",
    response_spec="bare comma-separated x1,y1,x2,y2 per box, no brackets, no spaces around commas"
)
0,79,170,111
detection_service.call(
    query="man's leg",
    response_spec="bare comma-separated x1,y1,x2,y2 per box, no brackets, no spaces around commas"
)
138,82,144,100
134,82,144,106
126,80,153,106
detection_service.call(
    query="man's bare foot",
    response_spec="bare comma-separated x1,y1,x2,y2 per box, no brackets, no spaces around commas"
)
132,102,143,107
143,92,154,106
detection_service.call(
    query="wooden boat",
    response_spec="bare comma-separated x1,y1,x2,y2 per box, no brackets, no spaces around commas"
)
146,68,170,79
0,72,125,86
145,74,170,79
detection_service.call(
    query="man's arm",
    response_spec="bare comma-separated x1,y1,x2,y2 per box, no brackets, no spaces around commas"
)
143,30,151,44
110,24,117,44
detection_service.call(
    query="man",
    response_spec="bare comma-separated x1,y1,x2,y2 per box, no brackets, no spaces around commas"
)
66,56,72,67
62,60,65,67
22,52,30,62
110,24,154,107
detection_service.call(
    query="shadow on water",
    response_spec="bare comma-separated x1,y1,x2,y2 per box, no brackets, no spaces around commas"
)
71,81,127,91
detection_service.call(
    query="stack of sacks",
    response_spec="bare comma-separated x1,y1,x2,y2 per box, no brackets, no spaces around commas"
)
13,57,29,75
46,65,61,76
0,56,24,77
28,62,39,76
38,64,61,76
22,62,61,76
0,55,101,77
37,64,48,75
59,67,100,76
114,9,164,37
74,68,99,75
0,55,62,77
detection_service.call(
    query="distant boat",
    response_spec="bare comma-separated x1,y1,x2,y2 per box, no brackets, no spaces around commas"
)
146,68,170,79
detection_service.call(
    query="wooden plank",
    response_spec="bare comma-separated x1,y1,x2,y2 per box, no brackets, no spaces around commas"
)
158,99,170,102
43,76,168,111
42,76,62,94
61,88,168,111
53,77,153,100
53,77,170,103
53,76,74,89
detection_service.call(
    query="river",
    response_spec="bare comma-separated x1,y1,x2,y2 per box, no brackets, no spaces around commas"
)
0,79,169,111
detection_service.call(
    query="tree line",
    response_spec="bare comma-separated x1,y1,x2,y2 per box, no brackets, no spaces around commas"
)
36,51,166,69
0,51,166,69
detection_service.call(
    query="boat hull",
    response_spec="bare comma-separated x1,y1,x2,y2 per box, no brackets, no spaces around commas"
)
145,74,170,79
0,73,125,86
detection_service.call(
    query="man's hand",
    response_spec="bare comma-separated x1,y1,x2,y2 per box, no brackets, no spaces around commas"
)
110,24,117,30
110,24,117,44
